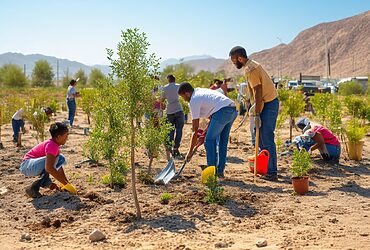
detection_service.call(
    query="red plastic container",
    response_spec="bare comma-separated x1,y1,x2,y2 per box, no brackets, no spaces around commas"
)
248,150,269,175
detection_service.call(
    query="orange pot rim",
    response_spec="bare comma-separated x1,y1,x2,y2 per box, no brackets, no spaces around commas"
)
291,176,309,180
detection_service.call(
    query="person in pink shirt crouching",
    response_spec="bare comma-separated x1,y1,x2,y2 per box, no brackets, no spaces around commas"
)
19,122,76,198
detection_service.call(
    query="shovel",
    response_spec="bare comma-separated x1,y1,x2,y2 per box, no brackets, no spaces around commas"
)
154,128,206,185
154,158,176,185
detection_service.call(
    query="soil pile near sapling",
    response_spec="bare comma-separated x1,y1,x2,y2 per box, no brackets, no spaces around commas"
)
0,109,369,249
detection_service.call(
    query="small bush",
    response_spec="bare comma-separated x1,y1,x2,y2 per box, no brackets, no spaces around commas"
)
291,149,311,178
101,172,126,188
345,119,366,143
338,81,365,96
86,174,94,183
204,175,225,205
160,193,173,204
138,169,154,185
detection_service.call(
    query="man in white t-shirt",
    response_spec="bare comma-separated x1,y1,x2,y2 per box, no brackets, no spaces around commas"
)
178,82,237,178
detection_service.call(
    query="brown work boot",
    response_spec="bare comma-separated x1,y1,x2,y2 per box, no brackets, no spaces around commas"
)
25,185,42,198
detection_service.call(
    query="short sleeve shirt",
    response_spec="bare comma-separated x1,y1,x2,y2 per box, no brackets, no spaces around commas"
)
307,125,340,146
189,88,234,120
23,139,60,160
161,83,183,114
12,108,24,120
66,86,77,100
244,59,277,103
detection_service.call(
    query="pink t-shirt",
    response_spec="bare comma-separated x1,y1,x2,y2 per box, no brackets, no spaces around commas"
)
308,125,340,146
23,139,60,161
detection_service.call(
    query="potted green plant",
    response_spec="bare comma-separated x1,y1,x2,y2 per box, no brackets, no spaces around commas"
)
345,119,366,161
291,149,312,195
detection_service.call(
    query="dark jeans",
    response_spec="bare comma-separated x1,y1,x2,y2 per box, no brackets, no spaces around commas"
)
12,118,25,142
167,111,184,150
67,99,76,126
258,98,279,175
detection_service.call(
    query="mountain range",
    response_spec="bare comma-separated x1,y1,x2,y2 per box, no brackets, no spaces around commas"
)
1,10,369,79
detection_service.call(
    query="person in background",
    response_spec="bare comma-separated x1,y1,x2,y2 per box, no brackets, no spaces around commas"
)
229,46,279,181
210,79,228,95
11,108,26,143
161,74,185,160
293,118,341,163
237,82,256,146
66,79,80,127
178,82,237,178
19,122,77,198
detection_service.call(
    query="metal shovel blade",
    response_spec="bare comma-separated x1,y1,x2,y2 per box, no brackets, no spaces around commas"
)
154,158,176,185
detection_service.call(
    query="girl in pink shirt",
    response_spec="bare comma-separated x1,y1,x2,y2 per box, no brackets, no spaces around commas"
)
20,122,76,198
294,118,341,163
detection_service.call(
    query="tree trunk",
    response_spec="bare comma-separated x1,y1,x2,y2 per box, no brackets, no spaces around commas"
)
17,132,22,148
109,159,114,189
289,117,293,142
148,156,154,174
87,115,90,125
130,118,141,218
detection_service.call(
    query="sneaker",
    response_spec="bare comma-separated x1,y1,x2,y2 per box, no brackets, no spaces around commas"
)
25,185,42,198
217,173,225,179
172,150,184,160
261,174,278,182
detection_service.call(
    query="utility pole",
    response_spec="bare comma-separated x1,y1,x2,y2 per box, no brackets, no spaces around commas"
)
23,64,26,77
57,60,59,86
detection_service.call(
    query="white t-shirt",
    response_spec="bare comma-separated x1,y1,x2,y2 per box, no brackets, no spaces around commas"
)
66,86,77,100
189,88,234,120
12,108,24,120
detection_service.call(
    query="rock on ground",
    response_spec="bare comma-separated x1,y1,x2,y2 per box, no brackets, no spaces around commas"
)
89,229,106,242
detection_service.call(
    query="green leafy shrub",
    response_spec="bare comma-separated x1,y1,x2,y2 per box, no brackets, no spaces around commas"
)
159,193,172,204
49,98,59,114
310,93,333,125
326,95,342,135
344,96,369,121
345,119,366,143
282,90,305,141
101,172,126,188
137,169,154,185
141,117,172,172
291,149,311,177
86,173,94,183
338,81,365,96
278,89,290,103
204,175,225,205
79,88,97,124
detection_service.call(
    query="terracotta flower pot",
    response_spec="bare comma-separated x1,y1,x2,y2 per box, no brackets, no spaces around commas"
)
347,140,364,161
291,176,309,195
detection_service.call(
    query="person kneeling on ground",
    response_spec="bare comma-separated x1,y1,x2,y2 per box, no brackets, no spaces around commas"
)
293,118,341,163
178,82,237,178
19,122,77,198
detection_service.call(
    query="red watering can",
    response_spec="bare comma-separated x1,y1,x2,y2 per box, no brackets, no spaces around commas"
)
247,150,269,175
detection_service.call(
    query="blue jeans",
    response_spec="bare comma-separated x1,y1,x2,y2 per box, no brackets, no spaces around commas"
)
167,111,184,150
67,99,76,126
293,136,341,161
205,106,237,174
258,98,279,175
12,118,25,142
20,155,66,190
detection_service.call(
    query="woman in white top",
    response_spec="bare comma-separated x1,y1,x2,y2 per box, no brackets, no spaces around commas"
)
66,79,80,126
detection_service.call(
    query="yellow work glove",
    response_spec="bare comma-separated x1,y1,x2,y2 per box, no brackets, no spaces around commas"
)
61,183,77,195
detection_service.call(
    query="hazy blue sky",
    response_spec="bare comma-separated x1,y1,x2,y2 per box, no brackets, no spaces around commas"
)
0,0,368,65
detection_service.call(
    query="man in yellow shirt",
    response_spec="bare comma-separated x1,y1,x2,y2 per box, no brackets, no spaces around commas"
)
229,46,279,181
